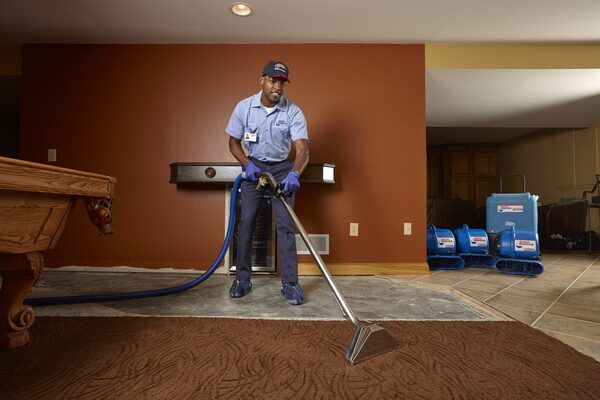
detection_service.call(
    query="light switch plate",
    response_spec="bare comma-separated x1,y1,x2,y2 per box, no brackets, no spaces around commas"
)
404,222,412,235
48,149,57,162
350,223,359,236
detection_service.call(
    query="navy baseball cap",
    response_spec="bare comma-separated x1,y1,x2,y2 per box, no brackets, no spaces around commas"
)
262,61,290,82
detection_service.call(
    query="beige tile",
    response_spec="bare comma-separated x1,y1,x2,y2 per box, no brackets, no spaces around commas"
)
566,283,600,300
486,303,541,325
554,256,596,266
454,278,510,293
563,254,598,260
541,263,583,272
547,302,600,324
501,287,559,302
414,274,461,287
486,292,553,313
565,282,600,300
472,272,526,285
541,254,562,261
456,288,496,302
570,279,600,289
536,270,581,282
542,262,568,269
579,268,600,283
534,313,600,341
511,278,570,294
565,253,597,259
539,329,600,362
558,292,600,310
436,269,490,279
546,263,589,273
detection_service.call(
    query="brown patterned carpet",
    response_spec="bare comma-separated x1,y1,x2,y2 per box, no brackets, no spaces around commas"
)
1,317,599,399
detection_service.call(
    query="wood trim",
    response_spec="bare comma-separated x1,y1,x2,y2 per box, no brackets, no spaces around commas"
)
298,262,429,276
0,157,116,198
49,198,78,249
0,156,113,180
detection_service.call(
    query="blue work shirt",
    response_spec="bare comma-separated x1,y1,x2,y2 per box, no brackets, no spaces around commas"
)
226,91,309,162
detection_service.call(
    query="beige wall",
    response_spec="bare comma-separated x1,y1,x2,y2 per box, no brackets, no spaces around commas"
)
426,44,600,68
497,125,600,230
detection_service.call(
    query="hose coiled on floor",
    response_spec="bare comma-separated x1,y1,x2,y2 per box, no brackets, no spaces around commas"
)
24,174,244,307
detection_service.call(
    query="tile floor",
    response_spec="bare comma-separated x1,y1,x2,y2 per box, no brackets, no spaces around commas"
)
412,252,600,361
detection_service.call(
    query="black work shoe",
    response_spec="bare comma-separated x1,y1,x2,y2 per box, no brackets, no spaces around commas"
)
229,279,252,298
281,282,304,305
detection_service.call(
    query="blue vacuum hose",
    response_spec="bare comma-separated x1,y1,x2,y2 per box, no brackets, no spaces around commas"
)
24,175,244,307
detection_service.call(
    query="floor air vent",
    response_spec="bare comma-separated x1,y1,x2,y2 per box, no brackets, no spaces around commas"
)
295,234,329,255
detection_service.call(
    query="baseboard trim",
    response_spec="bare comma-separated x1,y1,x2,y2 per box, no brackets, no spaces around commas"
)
47,265,212,274
298,262,429,276
46,262,430,277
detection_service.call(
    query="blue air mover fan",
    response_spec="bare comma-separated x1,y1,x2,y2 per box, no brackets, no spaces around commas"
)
426,225,465,270
494,227,544,276
454,224,496,268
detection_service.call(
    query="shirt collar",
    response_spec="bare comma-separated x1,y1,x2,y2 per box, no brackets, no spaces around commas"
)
250,91,288,111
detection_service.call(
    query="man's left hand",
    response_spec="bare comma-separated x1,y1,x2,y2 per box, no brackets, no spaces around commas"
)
281,172,300,194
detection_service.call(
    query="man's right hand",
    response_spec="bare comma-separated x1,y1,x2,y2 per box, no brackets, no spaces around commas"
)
243,161,261,181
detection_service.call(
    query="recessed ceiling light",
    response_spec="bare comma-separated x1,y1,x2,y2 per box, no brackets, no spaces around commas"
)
231,2,252,17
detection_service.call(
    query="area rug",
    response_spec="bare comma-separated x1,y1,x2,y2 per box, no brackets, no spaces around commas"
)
1,317,599,399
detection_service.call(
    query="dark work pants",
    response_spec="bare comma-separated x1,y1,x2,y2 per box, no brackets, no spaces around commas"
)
235,158,298,284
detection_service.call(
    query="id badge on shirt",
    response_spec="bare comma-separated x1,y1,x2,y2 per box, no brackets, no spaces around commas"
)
244,131,258,143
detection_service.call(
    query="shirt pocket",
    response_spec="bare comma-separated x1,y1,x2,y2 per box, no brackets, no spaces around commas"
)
275,123,290,139
246,122,259,134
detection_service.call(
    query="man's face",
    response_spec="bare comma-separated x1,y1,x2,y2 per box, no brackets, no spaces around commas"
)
260,76,287,104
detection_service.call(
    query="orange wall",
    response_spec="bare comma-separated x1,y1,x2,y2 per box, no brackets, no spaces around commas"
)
21,44,426,269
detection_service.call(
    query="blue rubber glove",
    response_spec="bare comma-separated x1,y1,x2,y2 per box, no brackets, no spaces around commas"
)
243,161,261,181
281,171,300,194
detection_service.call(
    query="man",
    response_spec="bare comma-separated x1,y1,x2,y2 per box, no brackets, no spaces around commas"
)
225,60,310,305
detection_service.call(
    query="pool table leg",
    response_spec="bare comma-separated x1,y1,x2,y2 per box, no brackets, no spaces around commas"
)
0,252,44,349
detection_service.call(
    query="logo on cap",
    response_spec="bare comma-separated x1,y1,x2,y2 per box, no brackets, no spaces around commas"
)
274,63,287,73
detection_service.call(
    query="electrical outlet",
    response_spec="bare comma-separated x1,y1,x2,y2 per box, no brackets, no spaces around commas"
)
350,223,359,236
404,222,412,235
48,149,57,162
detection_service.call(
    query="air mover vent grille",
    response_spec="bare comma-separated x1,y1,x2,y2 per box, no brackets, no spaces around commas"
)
295,234,329,255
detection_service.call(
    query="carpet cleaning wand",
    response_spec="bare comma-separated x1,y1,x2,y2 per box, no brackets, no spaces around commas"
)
257,172,400,364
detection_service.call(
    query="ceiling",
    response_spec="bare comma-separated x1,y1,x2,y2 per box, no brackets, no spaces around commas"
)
1,1,599,143
1,0,600,44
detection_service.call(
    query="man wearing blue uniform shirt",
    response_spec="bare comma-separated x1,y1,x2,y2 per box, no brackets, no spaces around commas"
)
226,61,309,305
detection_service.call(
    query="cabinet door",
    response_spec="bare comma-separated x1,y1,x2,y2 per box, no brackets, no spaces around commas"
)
453,178,473,201
474,154,496,177
451,152,472,176
427,148,442,197
474,178,496,208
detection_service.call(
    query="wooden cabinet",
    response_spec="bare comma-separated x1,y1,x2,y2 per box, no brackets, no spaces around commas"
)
427,144,498,208
427,146,442,198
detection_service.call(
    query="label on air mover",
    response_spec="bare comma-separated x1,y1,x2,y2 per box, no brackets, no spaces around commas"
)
515,239,536,252
437,237,455,249
497,204,524,213
469,235,488,247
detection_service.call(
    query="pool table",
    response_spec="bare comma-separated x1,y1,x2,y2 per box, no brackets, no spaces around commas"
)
0,156,116,349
